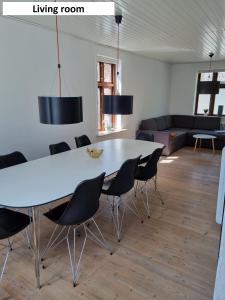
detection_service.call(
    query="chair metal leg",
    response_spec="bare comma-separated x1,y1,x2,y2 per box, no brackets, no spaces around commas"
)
40,225,68,261
135,180,151,218
134,181,139,197
0,231,31,281
125,199,144,223
111,197,126,242
144,182,151,218
154,175,164,206
85,218,113,254
66,226,87,287
0,247,10,281
108,196,116,214
21,227,32,250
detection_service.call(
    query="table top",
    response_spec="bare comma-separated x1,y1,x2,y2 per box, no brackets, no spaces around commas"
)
0,139,163,208
193,134,216,139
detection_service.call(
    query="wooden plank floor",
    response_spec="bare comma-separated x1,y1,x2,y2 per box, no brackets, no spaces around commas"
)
0,147,221,300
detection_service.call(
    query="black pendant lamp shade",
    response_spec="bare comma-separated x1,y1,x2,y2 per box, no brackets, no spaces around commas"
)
103,95,133,115
198,52,220,95
103,14,133,116
38,14,83,125
38,97,83,124
198,81,220,95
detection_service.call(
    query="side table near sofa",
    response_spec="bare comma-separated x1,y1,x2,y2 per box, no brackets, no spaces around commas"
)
193,134,216,153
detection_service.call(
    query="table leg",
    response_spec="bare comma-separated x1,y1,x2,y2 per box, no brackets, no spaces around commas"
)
200,139,202,148
32,207,41,288
212,139,215,154
194,138,198,152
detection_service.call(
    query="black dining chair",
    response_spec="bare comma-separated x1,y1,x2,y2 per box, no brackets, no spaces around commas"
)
49,142,71,155
0,150,32,250
41,173,112,287
0,151,27,169
134,148,164,218
75,135,91,148
0,208,31,281
102,156,142,242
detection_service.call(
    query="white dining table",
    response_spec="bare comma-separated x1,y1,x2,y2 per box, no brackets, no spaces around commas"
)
0,138,164,288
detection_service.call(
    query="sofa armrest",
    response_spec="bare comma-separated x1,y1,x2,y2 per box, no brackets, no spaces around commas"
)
153,131,171,147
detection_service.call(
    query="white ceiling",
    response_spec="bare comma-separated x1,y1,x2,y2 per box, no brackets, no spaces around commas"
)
3,0,225,63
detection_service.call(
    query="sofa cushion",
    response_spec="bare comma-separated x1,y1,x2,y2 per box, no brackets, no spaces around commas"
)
139,118,157,131
168,128,189,133
188,129,217,135
172,115,195,129
164,115,172,129
155,116,169,130
193,116,221,130
136,132,154,142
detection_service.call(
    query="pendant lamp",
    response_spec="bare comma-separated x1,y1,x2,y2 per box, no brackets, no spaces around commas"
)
198,52,220,95
38,11,83,124
103,15,133,115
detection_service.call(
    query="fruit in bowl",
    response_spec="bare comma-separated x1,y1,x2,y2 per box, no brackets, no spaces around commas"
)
87,148,103,159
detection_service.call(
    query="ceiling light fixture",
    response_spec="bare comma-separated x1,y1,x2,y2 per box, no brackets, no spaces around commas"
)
103,15,133,115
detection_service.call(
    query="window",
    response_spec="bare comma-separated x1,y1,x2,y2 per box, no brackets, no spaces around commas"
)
195,71,225,115
97,62,116,131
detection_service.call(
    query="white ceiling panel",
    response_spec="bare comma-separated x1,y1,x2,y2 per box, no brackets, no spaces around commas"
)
2,0,225,63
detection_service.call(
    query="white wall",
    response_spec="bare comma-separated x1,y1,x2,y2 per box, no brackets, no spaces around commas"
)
0,16,171,160
169,61,225,115
214,149,225,300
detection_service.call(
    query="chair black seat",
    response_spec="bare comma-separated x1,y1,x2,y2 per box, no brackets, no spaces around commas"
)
134,166,147,180
134,148,162,182
44,202,69,224
44,173,105,226
135,165,157,181
102,157,141,197
0,208,30,240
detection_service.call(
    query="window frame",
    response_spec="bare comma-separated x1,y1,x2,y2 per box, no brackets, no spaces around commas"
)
97,61,116,131
195,71,225,116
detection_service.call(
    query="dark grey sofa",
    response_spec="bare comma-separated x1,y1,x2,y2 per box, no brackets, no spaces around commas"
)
137,115,224,155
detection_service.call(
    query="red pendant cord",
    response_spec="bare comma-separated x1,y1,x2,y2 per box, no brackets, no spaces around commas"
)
56,15,62,97
116,22,120,95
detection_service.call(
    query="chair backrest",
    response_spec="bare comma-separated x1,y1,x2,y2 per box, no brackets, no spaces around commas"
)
137,148,163,180
106,156,141,196
0,151,27,169
58,173,105,225
49,142,71,155
75,135,91,148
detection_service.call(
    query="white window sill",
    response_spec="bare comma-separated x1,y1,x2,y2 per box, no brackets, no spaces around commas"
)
97,129,127,137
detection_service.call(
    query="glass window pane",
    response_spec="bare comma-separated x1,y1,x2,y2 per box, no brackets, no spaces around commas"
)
97,63,100,82
104,88,112,95
214,88,225,115
104,63,112,83
200,72,213,81
218,72,225,83
97,88,101,129
104,115,112,129
103,88,112,129
197,95,211,114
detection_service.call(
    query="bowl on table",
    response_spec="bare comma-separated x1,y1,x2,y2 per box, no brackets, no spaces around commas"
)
87,148,103,159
